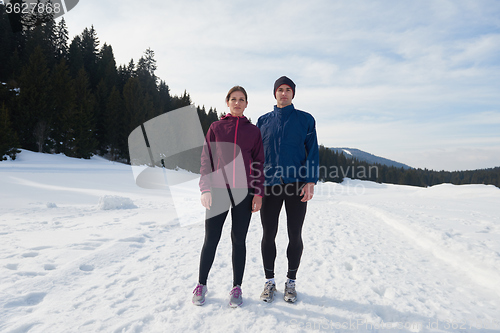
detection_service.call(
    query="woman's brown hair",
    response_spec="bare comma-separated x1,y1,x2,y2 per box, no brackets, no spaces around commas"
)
226,86,248,102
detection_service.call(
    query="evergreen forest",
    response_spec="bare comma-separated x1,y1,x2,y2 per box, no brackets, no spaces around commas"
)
0,4,219,163
1,4,498,188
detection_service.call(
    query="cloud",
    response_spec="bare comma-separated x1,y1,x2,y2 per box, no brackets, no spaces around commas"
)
409,147,500,171
61,0,500,170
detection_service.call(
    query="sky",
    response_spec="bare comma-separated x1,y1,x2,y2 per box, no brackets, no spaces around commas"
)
61,0,500,171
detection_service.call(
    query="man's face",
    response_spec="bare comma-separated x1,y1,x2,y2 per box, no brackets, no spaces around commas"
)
275,84,293,108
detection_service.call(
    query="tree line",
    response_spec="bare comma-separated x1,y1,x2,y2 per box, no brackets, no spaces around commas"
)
1,4,498,189
319,145,500,188
0,3,218,162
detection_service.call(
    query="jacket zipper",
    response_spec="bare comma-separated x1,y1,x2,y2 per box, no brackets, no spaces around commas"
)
278,110,285,184
233,117,240,187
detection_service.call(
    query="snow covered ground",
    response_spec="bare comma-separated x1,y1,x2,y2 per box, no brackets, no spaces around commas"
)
1,150,499,333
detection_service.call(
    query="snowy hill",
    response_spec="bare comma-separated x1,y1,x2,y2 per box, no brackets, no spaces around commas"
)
330,147,412,169
1,150,500,332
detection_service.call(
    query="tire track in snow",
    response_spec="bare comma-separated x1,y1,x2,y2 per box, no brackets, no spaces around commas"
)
342,202,500,298
9,176,136,198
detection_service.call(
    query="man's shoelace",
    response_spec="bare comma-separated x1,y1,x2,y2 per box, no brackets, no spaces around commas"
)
263,283,275,295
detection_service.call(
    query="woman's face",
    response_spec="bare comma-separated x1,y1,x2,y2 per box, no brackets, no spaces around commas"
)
226,91,248,117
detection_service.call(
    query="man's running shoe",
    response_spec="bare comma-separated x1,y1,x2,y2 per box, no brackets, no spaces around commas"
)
284,279,297,303
192,284,207,306
260,280,276,303
229,285,243,308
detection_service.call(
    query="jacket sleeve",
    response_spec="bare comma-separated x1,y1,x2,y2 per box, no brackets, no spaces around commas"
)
199,125,215,193
250,130,265,197
305,117,319,184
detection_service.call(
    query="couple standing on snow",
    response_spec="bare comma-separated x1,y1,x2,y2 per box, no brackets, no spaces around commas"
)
192,76,319,307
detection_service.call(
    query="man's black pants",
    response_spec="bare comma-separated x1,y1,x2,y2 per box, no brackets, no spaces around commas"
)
260,182,307,280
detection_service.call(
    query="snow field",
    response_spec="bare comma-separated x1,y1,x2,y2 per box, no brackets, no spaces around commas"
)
1,150,499,332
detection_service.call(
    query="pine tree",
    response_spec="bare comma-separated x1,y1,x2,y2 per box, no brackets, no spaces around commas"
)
11,5,27,57
4,0,24,34
94,80,109,153
137,48,157,81
0,5,15,81
7,49,22,82
97,43,118,91
93,44,119,154
105,86,125,161
22,0,54,30
71,68,97,158
0,103,21,160
23,1,57,70
123,76,145,134
68,35,83,78
80,26,100,90
137,48,159,118
16,45,52,152
126,59,135,77
116,59,135,93
170,90,192,110
158,80,171,114
50,58,76,154
54,17,69,61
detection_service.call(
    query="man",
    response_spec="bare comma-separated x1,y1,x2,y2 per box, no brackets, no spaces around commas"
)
256,76,319,303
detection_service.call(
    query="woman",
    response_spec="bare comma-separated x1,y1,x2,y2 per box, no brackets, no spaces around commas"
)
192,86,264,307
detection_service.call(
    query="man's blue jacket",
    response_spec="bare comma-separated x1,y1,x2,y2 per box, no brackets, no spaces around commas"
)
256,104,319,186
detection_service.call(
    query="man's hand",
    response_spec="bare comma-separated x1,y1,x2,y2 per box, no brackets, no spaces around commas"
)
300,183,315,202
252,195,262,212
201,192,212,210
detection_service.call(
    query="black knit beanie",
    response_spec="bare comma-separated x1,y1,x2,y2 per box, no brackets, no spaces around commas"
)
274,76,295,99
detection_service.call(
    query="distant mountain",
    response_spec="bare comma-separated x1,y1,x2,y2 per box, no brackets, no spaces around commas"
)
329,147,412,169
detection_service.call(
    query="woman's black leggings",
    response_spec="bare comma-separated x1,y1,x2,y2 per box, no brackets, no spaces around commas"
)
260,182,307,280
198,188,253,287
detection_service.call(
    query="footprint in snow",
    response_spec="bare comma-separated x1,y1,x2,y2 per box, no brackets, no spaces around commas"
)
119,237,146,248
44,264,56,271
119,237,146,243
4,292,47,307
21,252,39,258
5,263,18,270
372,286,386,297
79,264,94,272
372,286,396,299
476,227,491,233
139,221,155,226
30,246,52,251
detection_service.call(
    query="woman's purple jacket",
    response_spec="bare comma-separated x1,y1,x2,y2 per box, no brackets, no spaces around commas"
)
199,114,265,197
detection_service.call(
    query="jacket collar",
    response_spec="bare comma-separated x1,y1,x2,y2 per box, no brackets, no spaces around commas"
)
221,113,249,121
274,103,295,114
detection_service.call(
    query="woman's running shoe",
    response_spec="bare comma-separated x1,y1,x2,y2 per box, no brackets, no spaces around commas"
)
229,285,243,307
192,284,207,305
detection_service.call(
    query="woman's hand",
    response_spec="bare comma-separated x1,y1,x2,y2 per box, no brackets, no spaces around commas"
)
252,195,262,213
201,192,212,210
